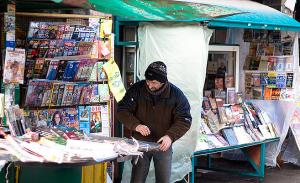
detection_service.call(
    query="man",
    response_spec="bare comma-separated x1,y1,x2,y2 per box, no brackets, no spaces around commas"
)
117,61,192,183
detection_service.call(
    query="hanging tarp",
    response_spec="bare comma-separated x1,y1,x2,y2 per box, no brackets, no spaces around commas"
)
53,0,243,21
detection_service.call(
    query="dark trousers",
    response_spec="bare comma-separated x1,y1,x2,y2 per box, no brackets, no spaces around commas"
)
130,148,172,183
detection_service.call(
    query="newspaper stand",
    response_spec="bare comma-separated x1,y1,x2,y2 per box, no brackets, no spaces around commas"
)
191,137,279,183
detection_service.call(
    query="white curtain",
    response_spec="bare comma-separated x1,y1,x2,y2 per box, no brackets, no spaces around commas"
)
122,22,213,183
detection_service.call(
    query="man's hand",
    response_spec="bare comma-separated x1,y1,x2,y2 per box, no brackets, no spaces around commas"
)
157,135,172,151
135,125,151,136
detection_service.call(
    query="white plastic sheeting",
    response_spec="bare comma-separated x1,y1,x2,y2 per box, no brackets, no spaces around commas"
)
121,22,213,182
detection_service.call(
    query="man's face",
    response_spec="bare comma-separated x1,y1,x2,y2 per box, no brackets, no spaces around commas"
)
146,80,164,92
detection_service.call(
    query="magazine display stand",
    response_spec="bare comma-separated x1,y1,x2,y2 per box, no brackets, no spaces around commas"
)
0,11,121,183
242,29,296,101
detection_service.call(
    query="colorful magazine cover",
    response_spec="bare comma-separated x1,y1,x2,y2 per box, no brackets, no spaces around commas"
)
99,84,110,102
90,106,102,133
61,83,75,106
62,61,80,81
41,81,53,107
91,84,100,103
25,80,47,107
46,59,59,80
3,48,26,84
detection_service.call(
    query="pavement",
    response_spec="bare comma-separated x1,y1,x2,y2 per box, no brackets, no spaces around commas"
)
195,163,300,183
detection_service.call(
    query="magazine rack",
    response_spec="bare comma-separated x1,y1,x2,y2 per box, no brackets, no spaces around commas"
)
191,137,279,183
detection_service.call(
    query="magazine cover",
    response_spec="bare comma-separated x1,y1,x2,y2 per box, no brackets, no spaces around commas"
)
100,105,110,137
24,59,35,83
63,108,79,129
62,61,80,81
50,82,60,106
71,84,83,105
56,83,65,106
56,60,68,80
97,62,107,81
275,57,285,72
78,106,91,134
285,56,294,72
33,58,45,78
79,85,93,104
3,48,26,84
252,73,261,87
46,59,59,80
25,80,47,107
90,106,102,133
99,84,110,102
61,83,75,106
91,84,100,103
41,81,53,107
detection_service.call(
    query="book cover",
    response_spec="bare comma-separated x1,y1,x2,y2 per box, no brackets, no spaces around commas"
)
91,84,100,103
202,97,211,111
41,81,53,107
285,56,294,72
286,73,294,88
264,88,272,100
62,61,80,81
271,88,281,100
258,56,269,71
226,88,236,104
252,73,261,87
46,60,59,80
61,84,75,106
3,48,26,84
245,73,253,87
276,73,286,88
267,57,276,71
260,73,268,86
99,84,110,102
56,60,68,80
275,57,285,72
267,72,277,88
56,83,65,106
221,127,239,146
25,80,47,107
209,97,217,110
252,87,263,100
90,106,102,133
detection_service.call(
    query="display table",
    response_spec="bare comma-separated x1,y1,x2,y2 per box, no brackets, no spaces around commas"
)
191,137,279,183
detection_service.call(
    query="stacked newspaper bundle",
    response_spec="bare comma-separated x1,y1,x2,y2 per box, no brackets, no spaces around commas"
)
0,126,143,164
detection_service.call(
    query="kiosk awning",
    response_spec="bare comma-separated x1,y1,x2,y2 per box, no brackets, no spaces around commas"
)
53,0,300,31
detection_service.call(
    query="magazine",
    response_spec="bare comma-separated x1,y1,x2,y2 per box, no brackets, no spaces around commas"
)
3,48,26,84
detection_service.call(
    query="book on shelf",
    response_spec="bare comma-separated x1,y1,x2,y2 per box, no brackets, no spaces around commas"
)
286,73,294,88
276,73,286,88
264,88,272,100
258,56,268,71
252,73,261,87
267,72,277,88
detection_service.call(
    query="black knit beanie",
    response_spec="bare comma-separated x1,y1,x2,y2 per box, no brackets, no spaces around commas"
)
145,61,167,83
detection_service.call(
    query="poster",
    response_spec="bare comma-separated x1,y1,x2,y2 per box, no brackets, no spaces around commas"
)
3,48,26,84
